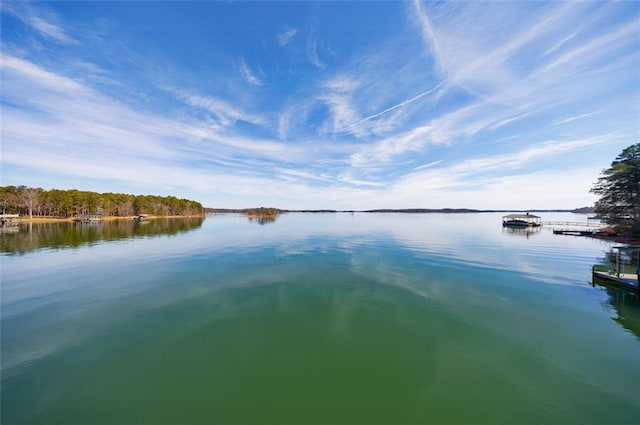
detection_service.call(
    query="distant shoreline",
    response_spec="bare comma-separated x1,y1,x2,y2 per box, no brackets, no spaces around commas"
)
206,208,591,214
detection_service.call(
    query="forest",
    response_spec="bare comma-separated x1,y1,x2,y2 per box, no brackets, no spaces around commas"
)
0,186,205,218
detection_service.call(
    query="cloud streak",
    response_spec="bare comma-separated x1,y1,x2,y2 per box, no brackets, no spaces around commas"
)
307,35,326,69
1,56,318,189
356,79,447,125
553,111,602,126
1,2,76,44
277,27,297,46
174,90,267,128
239,60,263,86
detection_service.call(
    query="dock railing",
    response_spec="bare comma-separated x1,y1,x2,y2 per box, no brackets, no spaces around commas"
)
543,221,605,228
593,264,616,276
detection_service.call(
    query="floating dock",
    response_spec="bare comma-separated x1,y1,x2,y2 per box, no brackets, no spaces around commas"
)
592,246,640,295
0,214,20,226
554,229,596,236
548,220,612,237
592,268,639,294
74,214,104,223
553,229,615,236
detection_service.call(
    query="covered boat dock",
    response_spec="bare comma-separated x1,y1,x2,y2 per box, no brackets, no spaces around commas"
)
502,213,542,228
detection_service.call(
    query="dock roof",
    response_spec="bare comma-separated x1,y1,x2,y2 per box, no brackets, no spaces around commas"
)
502,213,540,219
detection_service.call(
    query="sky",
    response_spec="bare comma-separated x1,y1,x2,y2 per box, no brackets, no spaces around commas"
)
1,1,639,210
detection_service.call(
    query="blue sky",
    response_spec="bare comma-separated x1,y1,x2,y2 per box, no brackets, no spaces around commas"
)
1,1,638,209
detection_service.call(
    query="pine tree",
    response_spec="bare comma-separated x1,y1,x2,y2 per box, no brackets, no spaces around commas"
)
591,143,640,236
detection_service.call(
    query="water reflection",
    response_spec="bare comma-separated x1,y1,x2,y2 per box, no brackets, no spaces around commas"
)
0,218,204,255
502,226,541,238
598,285,640,340
247,214,279,225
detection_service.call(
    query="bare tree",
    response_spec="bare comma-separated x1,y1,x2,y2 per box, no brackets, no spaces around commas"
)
0,195,10,215
19,186,40,219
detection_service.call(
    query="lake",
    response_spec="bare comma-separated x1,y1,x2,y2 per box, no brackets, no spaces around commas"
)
1,213,639,424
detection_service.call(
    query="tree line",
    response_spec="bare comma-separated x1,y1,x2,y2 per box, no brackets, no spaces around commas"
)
0,186,205,218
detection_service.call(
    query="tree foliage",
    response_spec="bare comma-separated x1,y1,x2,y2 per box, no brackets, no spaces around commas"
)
0,186,205,218
591,143,640,235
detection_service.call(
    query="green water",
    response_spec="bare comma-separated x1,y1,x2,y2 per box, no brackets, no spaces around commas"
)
1,213,639,424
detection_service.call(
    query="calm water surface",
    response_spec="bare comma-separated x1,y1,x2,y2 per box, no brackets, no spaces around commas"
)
1,213,639,424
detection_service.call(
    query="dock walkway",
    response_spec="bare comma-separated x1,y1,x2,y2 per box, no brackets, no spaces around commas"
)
553,229,607,236
543,221,605,228
592,269,639,294
547,221,610,237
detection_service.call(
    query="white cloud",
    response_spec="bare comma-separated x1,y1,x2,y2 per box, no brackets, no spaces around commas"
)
350,125,437,167
277,108,293,140
553,111,602,126
348,97,521,169
393,167,600,210
273,167,334,184
395,136,614,195
338,0,638,170
174,90,267,128
1,55,83,92
337,174,384,188
277,27,298,46
542,31,578,57
410,0,442,70
0,56,314,190
307,35,326,69
239,60,263,86
1,2,76,44
337,135,616,210
318,76,367,138
413,160,442,171
536,19,639,77
410,0,639,105
357,79,447,124
490,111,535,131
